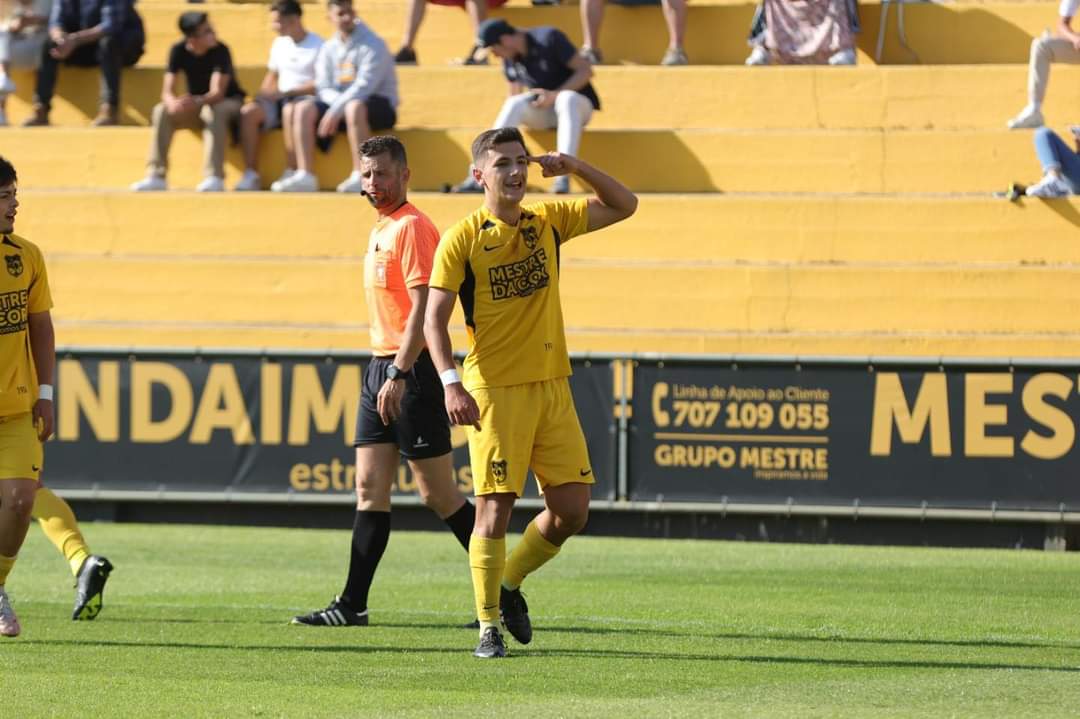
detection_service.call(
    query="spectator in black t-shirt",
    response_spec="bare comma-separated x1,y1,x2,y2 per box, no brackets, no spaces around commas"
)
450,19,598,194
131,11,246,192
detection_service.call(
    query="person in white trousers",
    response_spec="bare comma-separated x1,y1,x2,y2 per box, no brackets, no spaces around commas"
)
1007,0,1080,129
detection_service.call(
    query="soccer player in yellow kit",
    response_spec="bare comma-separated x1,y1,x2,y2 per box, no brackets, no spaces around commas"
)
0,158,112,638
424,128,637,657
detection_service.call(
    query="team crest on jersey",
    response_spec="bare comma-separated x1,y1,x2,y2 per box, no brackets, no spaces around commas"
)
4,254,22,277
520,225,539,251
490,459,508,485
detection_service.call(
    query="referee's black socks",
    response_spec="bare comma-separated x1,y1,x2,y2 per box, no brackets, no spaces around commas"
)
340,510,391,613
443,500,476,552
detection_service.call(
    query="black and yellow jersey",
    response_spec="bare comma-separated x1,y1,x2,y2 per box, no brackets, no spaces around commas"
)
430,198,589,389
0,234,52,417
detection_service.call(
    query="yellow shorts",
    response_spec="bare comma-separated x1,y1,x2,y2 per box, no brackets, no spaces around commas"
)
0,412,43,481
467,377,594,497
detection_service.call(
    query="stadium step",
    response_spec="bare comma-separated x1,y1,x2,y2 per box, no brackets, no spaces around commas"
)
0,125,1050,193
5,64,1080,131
128,1,1058,67
16,191,1080,265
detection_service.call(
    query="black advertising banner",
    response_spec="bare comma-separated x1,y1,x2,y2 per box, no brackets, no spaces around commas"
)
45,352,616,501
630,361,1080,511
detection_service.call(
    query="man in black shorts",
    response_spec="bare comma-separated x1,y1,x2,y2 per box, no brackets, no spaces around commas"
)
292,135,475,627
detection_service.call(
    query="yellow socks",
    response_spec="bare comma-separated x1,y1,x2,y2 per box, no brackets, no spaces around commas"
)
469,535,505,631
503,520,561,591
0,553,15,586
32,488,90,576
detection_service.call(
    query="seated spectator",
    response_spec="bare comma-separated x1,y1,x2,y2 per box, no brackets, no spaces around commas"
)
276,0,397,193
1007,0,1080,129
580,0,688,66
451,19,598,194
393,0,508,66
22,0,144,126
745,0,858,66
130,12,245,192
235,0,322,192
0,0,53,126
1023,125,1080,197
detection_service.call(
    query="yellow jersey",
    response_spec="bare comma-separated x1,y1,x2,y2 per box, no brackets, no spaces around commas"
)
430,198,589,389
0,234,52,417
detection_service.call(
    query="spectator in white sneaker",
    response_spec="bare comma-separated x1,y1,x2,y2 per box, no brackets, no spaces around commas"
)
1024,125,1080,197
1007,0,1080,130
283,0,397,193
235,0,322,191
744,0,859,66
131,12,245,192
579,0,688,66
450,19,599,195
0,0,53,126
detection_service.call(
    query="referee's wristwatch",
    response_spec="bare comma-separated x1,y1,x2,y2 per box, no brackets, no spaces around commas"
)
386,364,411,381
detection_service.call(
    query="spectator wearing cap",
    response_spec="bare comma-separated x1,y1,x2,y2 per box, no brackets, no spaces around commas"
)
130,11,246,192
451,18,599,194
235,0,323,191
580,0,688,66
21,0,145,126
393,0,509,66
277,0,398,193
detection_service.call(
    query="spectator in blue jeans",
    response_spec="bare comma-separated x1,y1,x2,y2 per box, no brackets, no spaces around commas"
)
1025,126,1080,197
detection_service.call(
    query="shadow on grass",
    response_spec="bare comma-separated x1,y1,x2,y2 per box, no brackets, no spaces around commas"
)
15,639,1080,673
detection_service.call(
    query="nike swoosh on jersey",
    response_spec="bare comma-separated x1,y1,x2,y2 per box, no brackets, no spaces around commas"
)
580,468,592,477
483,243,505,251
32,465,40,472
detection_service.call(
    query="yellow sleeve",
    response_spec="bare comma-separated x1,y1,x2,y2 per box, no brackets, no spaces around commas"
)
542,198,590,243
27,245,53,314
429,226,469,293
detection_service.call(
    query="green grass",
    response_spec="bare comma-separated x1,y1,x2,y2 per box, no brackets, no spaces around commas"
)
6,523,1080,718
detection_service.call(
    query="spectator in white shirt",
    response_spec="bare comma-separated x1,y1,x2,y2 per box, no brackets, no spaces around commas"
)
1007,0,1080,129
0,0,53,125
277,0,397,193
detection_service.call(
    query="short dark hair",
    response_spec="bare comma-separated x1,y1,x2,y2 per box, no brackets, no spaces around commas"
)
270,0,302,17
178,11,209,37
0,156,16,187
471,127,527,163
360,135,407,167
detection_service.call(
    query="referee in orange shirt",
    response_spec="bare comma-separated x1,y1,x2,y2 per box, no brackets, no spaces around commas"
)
292,135,475,627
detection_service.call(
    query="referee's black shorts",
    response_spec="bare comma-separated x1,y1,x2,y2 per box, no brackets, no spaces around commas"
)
353,350,452,459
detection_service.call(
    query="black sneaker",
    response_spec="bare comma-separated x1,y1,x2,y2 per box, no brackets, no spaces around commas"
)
72,555,113,621
290,597,369,626
394,46,417,65
499,586,532,645
473,626,507,658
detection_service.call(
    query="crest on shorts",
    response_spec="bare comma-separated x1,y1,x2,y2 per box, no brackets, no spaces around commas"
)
4,254,22,277
520,225,539,251
490,459,508,485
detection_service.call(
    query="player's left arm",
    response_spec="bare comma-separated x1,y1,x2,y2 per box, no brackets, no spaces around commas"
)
28,310,55,441
530,153,638,233
377,284,429,425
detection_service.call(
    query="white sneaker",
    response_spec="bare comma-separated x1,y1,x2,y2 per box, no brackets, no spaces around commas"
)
745,45,769,66
828,48,856,65
195,176,225,192
1007,105,1044,130
131,175,167,192
274,170,319,192
1025,173,1073,198
0,587,20,637
336,171,363,193
269,169,297,192
0,73,14,95
234,169,261,191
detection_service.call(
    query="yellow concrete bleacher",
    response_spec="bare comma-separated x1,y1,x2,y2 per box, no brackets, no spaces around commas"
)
2,0,1079,359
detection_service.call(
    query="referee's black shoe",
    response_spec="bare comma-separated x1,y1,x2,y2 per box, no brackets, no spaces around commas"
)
291,597,369,627
499,586,532,645
473,626,507,658
72,555,113,621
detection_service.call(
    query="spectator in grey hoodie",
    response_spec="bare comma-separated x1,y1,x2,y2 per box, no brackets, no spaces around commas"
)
278,0,398,192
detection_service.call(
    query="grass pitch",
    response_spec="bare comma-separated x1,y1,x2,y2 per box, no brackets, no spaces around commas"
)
6,522,1080,717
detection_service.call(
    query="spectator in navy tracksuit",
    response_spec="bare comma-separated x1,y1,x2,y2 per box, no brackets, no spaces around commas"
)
23,0,144,126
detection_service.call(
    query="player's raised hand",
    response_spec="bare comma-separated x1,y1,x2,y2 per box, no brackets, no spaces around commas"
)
33,398,54,442
528,152,577,178
444,383,481,431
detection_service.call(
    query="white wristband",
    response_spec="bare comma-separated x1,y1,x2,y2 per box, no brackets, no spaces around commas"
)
38,384,53,401
439,368,461,387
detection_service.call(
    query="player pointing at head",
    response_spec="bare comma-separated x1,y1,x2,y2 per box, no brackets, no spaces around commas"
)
424,128,637,658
